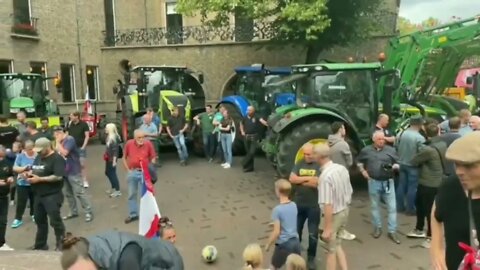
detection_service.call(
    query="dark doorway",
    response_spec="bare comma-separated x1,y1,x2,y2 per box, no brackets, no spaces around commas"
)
0,60,12,73
86,66,99,100
166,2,183,44
60,64,74,102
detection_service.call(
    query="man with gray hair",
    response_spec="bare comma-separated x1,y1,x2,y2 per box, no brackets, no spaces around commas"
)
315,144,352,270
357,131,401,244
122,129,156,224
468,115,480,131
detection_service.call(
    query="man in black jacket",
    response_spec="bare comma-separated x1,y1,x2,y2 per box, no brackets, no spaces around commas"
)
0,146,14,251
0,116,19,149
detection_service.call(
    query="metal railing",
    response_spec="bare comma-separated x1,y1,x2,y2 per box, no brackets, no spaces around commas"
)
10,14,39,36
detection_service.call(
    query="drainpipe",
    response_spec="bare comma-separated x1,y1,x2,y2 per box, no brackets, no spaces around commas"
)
144,0,148,29
75,0,85,99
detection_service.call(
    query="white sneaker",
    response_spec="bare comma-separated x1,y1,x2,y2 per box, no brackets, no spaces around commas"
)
223,164,231,169
0,244,14,251
338,229,356,240
110,191,122,198
83,181,89,188
421,238,431,249
9,201,14,206
221,163,227,167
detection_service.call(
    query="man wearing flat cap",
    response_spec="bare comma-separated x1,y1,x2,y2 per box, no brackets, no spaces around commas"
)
430,131,480,270
395,115,426,215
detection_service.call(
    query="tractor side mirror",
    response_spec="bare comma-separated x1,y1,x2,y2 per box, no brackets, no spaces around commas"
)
198,73,204,84
467,76,473,84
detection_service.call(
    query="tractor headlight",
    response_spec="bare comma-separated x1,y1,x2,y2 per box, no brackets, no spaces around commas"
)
9,108,20,113
25,107,35,113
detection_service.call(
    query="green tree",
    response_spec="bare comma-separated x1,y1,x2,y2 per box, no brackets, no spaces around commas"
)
397,16,442,35
177,0,385,63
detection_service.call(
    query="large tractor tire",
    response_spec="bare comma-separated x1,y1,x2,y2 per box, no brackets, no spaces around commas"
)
97,117,107,145
115,110,135,142
275,121,331,178
222,103,245,155
190,121,205,157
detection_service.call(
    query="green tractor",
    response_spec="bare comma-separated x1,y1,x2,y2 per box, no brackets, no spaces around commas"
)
262,62,447,178
0,73,63,127
112,60,206,151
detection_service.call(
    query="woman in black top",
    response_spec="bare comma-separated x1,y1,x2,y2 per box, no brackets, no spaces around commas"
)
103,123,121,198
219,111,233,169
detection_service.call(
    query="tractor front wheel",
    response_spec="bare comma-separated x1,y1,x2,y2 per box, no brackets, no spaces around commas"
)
275,121,331,178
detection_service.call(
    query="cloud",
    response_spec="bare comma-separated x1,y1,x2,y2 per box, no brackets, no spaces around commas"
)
399,0,480,23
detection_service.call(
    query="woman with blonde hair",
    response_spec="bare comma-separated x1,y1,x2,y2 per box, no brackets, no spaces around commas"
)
103,123,121,197
242,243,270,270
285,254,306,270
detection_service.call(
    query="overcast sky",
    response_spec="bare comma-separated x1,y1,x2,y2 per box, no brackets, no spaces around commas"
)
399,0,480,23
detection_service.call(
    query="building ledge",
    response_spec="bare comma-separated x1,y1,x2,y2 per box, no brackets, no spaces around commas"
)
101,40,272,50
10,33,40,41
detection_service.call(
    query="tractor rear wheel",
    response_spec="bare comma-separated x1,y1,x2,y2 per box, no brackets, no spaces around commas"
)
115,110,135,142
275,121,331,178
191,121,205,157
222,103,245,155
98,118,107,145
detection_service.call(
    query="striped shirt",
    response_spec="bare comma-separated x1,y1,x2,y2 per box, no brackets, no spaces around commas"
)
318,161,353,214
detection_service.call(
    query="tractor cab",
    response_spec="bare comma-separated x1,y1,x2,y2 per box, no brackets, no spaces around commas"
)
0,73,58,119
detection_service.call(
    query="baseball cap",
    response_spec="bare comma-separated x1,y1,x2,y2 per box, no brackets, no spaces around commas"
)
33,137,52,152
446,131,480,163
52,125,65,132
410,115,424,126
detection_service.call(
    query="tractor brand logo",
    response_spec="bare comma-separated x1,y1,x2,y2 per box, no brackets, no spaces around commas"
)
299,169,317,177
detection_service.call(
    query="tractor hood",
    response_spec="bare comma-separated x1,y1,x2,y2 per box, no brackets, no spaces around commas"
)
9,97,35,110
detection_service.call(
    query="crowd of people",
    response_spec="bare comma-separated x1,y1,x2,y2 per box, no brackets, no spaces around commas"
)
0,106,479,269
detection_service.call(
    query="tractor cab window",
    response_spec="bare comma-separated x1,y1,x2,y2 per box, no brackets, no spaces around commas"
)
0,77,43,101
235,73,264,109
298,70,375,135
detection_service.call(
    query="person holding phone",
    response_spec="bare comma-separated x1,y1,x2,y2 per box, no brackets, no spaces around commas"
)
0,146,15,251
27,137,66,251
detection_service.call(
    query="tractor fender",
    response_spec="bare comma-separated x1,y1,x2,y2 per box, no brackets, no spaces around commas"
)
275,93,296,106
120,93,138,114
272,107,350,134
217,95,250,117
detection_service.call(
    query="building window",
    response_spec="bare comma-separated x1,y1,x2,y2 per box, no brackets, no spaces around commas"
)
12,0,38,36
0,60,13,73
86,66,100,100
104,0,116,46
30,62,48,90
60,64,76,102
166,1,183,44
234,7,254,42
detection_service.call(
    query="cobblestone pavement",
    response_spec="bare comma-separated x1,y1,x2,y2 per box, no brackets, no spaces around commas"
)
0,144,431,269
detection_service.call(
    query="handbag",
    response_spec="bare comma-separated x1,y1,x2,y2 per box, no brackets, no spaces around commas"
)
457,191,480,270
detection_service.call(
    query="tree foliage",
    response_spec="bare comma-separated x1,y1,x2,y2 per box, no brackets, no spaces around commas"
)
176,0,386,63
396,16,442,35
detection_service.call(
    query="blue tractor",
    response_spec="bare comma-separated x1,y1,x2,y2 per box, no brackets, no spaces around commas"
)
218,64,296,154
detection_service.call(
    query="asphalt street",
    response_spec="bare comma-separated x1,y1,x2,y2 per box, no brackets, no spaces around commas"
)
0,143,431,270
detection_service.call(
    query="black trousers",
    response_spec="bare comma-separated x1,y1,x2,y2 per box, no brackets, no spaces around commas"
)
10,185,15,201
415,184,438,237
0,197,8,247
118,243,143,270
242,135,257,171
16,185,34,220
33,192,66,249
297,205,321,259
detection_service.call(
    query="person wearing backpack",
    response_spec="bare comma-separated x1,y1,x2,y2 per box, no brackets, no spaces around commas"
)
103,123,122,198
430,131,480,270
406,124,447,249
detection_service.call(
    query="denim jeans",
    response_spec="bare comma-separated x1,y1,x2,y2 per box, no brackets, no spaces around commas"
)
368,179,397,233
220,133,233,165
127,170,143,217
296,205,320,259
105,161,120,191
202,132,216,159
173,134,188,161
396,165,419,213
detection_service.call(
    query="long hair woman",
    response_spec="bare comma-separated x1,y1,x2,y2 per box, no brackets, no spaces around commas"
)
219,110,233,169
242,243,270,270
104,123,121,197
60,231,184,270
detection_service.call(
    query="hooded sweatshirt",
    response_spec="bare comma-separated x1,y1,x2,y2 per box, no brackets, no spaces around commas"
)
327,134,353,168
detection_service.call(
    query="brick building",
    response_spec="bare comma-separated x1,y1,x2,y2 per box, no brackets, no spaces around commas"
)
0,0,399,114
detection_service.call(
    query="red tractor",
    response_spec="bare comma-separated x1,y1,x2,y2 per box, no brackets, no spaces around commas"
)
75,95,107,144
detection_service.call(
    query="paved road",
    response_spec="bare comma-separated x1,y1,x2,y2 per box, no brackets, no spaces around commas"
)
1,144,431,269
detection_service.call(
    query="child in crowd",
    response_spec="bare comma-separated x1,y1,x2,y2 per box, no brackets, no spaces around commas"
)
286,254,307,270
242,243,270,270
265,179,301,270
6,142,21,206
0,146,15,250
158,216,176,244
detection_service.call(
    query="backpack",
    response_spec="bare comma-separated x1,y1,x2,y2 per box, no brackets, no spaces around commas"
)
117,143,124,159
457,191,480,270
